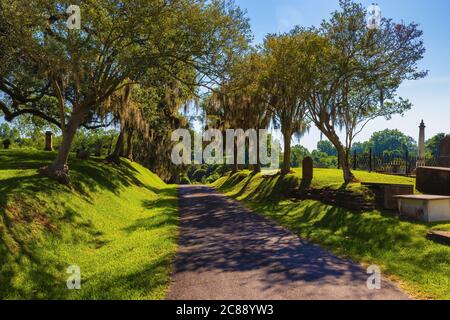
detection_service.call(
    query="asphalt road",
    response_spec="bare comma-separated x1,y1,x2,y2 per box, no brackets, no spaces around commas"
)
167,185,410,300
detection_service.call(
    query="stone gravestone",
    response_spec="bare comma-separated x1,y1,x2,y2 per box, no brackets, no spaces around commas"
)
2,139,11,149
44,131,53,151
94,142,103,157
76,148,91,160
302,156,313,182
438,136,450,167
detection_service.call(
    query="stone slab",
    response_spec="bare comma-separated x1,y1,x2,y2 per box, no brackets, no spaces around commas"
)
362,182,414,187
438,136,450,167
394,195,450,222
394,195,450,200
427,231,450,246
416,166,450,196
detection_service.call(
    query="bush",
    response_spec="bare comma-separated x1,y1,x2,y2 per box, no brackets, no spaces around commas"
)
2,139,11,149
192,169,207,182
180,175,191,185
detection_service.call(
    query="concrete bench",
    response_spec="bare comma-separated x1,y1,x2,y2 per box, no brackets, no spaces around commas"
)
394,195,450,222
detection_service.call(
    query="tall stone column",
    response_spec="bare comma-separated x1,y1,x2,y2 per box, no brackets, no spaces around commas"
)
44,131,53,151
417,120,426,167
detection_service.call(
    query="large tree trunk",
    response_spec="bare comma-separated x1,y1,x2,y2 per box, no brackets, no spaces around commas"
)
336,142,356,184
39,105,87,184
106,128,125,164
319,128,356,184
281,130,292,176
126,129,134,161
107,135,114,155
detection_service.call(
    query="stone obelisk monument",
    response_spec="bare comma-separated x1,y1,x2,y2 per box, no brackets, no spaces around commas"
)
417,120,426,167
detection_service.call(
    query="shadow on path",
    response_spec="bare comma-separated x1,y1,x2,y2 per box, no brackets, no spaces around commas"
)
167,185,410,300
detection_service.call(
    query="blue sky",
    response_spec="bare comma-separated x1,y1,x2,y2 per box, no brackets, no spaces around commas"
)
234,0,450,150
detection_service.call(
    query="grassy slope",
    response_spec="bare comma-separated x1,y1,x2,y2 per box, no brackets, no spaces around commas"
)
212,169,450,300
0,149,178,300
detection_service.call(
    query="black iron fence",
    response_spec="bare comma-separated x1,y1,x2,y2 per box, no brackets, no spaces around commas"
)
343,150,439,175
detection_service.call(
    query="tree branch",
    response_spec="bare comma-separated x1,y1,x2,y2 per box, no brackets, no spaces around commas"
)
0,100,62,128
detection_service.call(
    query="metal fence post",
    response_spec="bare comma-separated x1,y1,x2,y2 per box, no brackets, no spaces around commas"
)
353,151,357,171
369,148,373,172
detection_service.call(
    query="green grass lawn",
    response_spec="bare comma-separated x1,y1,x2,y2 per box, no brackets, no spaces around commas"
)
0,149,178,299
212,169,450,300
292,167,417,189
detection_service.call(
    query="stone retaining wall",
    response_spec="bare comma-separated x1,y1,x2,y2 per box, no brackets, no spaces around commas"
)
288,188,375,212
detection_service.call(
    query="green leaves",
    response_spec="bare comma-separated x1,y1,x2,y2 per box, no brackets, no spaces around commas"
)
1,0,251,123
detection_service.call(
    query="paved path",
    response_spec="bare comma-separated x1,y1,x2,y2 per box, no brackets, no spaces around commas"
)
167,186,410,300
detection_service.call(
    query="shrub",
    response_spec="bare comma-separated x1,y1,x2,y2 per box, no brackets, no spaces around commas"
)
180,175,191,185
192,169,207,182
2,139,11,149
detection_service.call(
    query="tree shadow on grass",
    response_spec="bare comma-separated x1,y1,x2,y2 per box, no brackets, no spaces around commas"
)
232,171,258,199
69,158,143,196
216,172,249,192
78,253,173,300
235,173,299,205
144,184,175,197
282,201,417,252
214,170,437,242
123,197,178,234
0,205,108,299
0,150,144,198
0,151,146,299
0,150,56,170
0,245,68,299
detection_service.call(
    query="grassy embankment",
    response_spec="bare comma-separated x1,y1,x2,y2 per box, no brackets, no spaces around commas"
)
212,168,450,299
0,149,178,299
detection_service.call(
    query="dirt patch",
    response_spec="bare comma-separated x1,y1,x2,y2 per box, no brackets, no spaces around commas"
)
5,196,57,232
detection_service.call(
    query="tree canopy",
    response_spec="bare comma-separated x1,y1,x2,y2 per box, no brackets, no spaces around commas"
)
203,0,426,182
0,0,251,182
1,0,428,184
